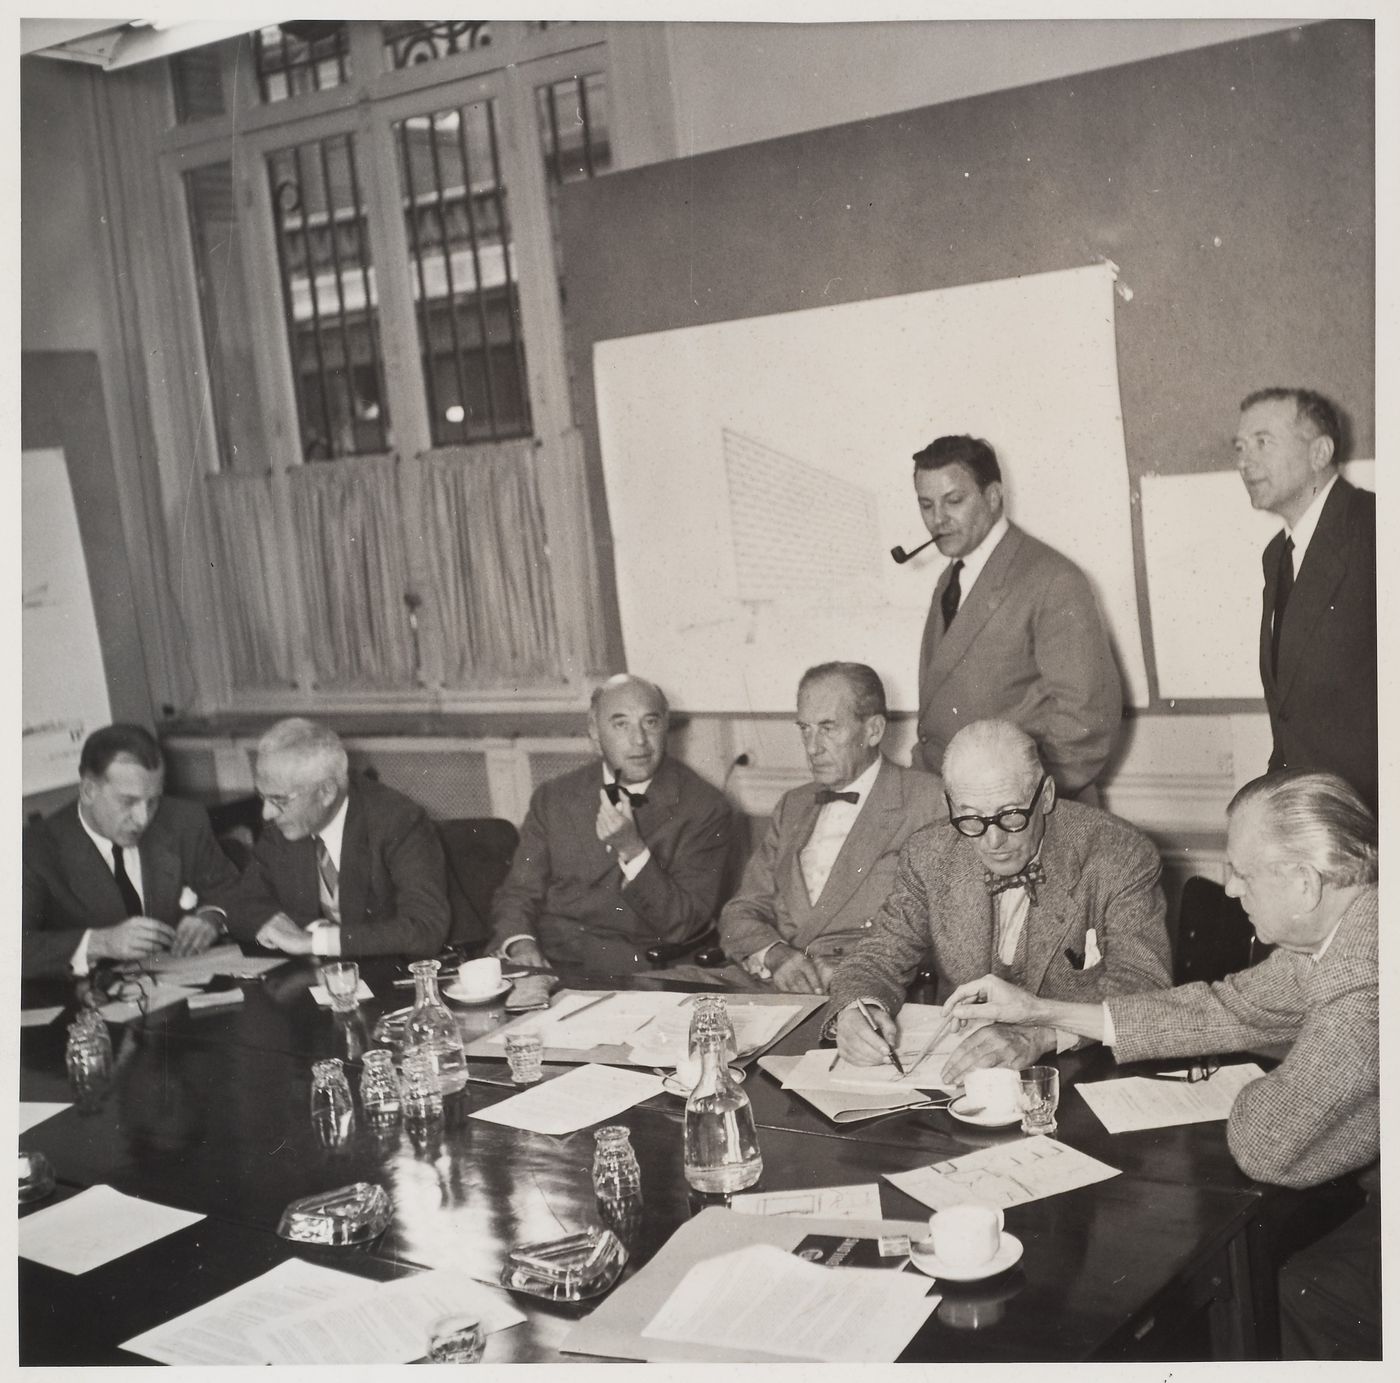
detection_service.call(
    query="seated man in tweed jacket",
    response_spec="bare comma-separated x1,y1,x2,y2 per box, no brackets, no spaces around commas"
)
829,719,1171,1079
938,770,1379,1360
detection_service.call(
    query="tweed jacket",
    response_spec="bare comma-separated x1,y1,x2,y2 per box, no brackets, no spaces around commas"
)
223,777,448,958
719,757,944,968
1260,478,1377,812
827,799,1171,1017
22,797,240,979
489,755,737,974
912,523,1122,794
1109,887,1377,1190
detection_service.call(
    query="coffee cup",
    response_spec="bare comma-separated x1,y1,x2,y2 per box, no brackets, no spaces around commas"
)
457,956,503,997
962,1067,1021,1118
929,1203,1004,1269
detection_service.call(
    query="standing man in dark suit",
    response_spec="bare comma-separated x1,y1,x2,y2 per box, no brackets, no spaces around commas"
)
22,723,239,978
717,662,943,993
490,675,736,975
223,718,448,958
909,435,1121,799
1234,388,1377,812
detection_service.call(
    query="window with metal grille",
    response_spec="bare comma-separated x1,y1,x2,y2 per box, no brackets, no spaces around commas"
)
267,134,391,460
382,20,494,69
255,22,350,104
393,102,532,446
536,73,611,184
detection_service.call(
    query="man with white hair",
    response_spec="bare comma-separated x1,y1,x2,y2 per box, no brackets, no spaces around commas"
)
490,675,736,974
829,718,1171,1078
937,770,1379,1359
224,717,449,957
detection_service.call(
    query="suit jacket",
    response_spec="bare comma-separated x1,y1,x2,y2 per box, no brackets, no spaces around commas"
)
22,797,240,979
1109,887,1377,1190
719,757,944,967
223,777,448,958
913,523,1121,793
489,756,736,974
827,800,1171,1017
1260,478,1377,812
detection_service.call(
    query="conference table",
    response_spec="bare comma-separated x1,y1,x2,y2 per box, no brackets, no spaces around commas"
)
18,956,1288,1365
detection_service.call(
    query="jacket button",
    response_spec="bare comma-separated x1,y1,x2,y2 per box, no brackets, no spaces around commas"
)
918,734,929,744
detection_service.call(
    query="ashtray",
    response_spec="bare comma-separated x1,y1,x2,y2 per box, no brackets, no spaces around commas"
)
276,1181,392,1245
501,1227,627,1301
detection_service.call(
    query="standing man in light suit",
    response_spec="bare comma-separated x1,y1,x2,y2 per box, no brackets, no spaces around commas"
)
909,434,1121,800
1234,388,1377,813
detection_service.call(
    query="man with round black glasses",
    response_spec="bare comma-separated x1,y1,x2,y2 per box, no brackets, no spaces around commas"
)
827,719,1171,1079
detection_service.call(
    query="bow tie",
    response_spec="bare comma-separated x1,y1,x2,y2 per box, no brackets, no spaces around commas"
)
606,782,648,809
814,789,860,805
985,860,1045,905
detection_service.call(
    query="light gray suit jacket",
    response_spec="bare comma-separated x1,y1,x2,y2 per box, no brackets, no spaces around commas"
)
1109,887,1377,1190
913,522,1121,793
718,758,944,967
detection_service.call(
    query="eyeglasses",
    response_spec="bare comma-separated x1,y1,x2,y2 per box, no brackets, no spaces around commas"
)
1150,1059,1219,1084
947,772,1050,838
259,784,316,813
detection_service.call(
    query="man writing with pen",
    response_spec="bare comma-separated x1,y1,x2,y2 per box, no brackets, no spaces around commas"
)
828,719,1172,1081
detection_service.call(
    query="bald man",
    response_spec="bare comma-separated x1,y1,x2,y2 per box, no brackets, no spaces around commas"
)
828,718,1171,1078
490,675,737,975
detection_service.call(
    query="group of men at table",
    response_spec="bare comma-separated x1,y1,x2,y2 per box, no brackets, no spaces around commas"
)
21,388,1377,1359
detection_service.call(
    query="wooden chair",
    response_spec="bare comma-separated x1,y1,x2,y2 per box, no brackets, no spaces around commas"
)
437,818,520,957
1173,875,1271,985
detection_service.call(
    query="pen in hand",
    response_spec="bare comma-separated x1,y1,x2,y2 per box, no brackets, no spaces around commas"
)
926,990,988,1053
855,999,906,1075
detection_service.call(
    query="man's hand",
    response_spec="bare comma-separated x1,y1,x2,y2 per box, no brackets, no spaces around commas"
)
171,913,221,958
769,944,825,994
942,1022,1055,1085
835,1002,900,1065
502,937,549,971
86,917,175,963
596,792,646,864
255,912,315,955
941,974,1042,1029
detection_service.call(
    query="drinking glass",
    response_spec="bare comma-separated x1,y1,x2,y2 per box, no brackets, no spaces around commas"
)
504,1033,544,1085
310,1058,355,1148
687,994,738,1065
1020,1065,1060,1137
401,1045,444,1120
319,961,360,1013
359,1049,402,1126
427,1312,485,1363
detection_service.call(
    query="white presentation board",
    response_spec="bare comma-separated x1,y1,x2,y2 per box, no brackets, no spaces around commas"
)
595,263,1147,714
1141,460,1374,701
23,447,112,794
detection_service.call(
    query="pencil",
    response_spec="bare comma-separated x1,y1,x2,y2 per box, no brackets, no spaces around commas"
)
855,999,906,1075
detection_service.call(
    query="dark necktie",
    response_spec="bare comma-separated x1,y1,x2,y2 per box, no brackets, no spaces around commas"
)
985,859,1045,906
941,560,964,631
112,844,143,917
1271,536,1295,675
607,782,648,810
315,836,339,897
814,789,860,805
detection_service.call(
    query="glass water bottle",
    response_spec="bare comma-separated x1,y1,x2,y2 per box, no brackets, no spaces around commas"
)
683,1030,763,1193
405,960,470,1094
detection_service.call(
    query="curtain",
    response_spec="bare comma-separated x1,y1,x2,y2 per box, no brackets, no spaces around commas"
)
424,441,563,686
204,472,294,687
289,456,417,688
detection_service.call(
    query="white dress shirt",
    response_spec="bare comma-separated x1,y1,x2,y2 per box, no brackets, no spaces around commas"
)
71,807,147,975
1282,473,1337,576
952,514,1010,602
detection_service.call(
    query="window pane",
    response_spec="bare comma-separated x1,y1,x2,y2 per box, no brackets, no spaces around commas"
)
267,134,391,461
535,72,611,185
255,23,350,104
184,162,270,472
172,44,226,124
393,102,532,446
383,21,493,70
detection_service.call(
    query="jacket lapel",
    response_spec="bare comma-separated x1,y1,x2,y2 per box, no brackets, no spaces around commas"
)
337,789,367,926
1017,814,1084,995
924,526,1024,690
1272,485,1352,706
140,818,184,919
56,807,127,924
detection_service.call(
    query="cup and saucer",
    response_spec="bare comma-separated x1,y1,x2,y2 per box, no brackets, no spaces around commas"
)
948,1069,1022,1128
908,1204,1024,1283
443,958,514,1006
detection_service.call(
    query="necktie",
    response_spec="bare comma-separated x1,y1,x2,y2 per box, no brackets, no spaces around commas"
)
814,789,860,805
1271,536,1295,675
315,836,339,898
941,560,964,630
112,844,143,917
985,859,1045,906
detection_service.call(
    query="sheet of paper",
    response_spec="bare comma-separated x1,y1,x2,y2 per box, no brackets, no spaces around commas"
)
629,1000,803,1065
641,1243,936,1362
212,954,287,978
309,979,375,1006
187,988,245,1011
470,1063,666,1136
246,1269,524,1364
758,1054,933,1123
19,1185,205,1273
887,1135,1120,1211
98,981,200,1024
21,1005,65,1027
122,1258,377,1365
20,1101,71,1133
480,991,615,1045
141,943,246,984
730,1183,883,1221
1076,1063,1266,1133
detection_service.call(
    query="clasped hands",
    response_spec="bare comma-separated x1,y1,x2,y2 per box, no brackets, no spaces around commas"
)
255,912,319,955
87,912,222,963
595,791,646,865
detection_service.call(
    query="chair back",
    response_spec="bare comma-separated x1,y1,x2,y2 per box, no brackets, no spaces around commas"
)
1173,875,1271,985
437,818,520,955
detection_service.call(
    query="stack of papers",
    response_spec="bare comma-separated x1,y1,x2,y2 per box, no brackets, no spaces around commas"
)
886,1135,1121,1210
19,1186,204,1273
1075,1063,1266,1132
730,1183,883,1220
470,1063,666,1136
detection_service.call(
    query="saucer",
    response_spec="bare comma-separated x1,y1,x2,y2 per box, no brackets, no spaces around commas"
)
661,1066,746,1096
443,979,513,1006
948,1095,1021,1128
909,1232,1024,1283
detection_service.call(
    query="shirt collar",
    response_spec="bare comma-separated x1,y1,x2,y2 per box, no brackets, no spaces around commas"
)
1283,473,1337,572
316,792,350,869
956,513,1010,590
824,755,883,801
1309,910,1347,964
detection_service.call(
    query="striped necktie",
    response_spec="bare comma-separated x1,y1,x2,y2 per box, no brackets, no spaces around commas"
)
315,836,339,898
